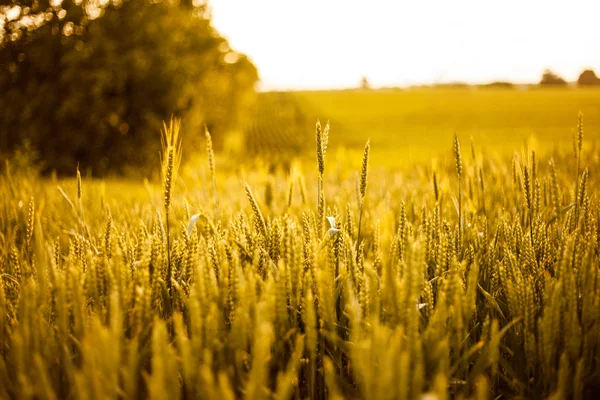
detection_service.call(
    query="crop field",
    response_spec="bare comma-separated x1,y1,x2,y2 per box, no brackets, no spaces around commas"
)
1,100,600,399
246,88,600,167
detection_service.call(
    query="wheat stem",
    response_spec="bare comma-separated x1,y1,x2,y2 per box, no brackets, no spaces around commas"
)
356,139,370,260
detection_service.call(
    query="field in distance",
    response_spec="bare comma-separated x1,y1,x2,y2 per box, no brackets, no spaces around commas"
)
245,87,600,167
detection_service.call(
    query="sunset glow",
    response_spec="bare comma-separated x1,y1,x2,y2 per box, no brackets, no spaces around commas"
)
211,0,600,90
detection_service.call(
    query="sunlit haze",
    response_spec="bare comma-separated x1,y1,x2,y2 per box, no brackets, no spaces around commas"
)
211,0,600,90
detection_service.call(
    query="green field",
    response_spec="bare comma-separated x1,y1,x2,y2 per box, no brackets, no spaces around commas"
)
247,88,600,167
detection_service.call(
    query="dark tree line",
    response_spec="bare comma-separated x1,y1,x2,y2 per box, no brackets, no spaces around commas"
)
0,0,258,175
540,68,600,87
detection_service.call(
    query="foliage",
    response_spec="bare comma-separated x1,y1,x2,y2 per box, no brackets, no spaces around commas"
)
578,69,600,86
360,76,370,90
3,139,45,179
540,69,567,86
479,81,515,89
0,0,258,175
1,114,599,399
243,92,315,165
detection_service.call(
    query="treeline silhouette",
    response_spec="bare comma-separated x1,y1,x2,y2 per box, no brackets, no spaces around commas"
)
0,0,258,176
540,68,600,86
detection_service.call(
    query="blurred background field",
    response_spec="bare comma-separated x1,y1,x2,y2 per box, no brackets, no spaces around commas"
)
244,87,600,169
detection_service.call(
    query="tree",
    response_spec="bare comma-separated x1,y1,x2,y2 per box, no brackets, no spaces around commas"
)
577,69,600,86
360,76,370,90
0,0,258,175
539,69,567,86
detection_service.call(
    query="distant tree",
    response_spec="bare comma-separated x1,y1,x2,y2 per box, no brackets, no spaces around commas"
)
434,82,469,89
360,76,371,90
577,69,600,86
481,81,515,89
540,69,567,86
0,0,258,175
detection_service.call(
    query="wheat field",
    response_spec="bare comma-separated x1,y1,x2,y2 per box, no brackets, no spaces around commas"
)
246,89,600,168
1,113,599,399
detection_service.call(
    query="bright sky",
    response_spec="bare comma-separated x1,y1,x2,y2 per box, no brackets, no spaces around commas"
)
210,0,600,91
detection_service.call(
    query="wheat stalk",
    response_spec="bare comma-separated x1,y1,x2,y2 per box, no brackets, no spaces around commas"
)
573,112,584,230
453,133,463,246
245,183,267,238
205,126,220,220
356,139,370,260
160,117,182,296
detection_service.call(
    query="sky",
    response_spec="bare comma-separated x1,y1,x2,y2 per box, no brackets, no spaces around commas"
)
210,0,600,91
